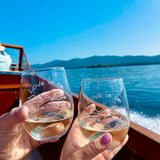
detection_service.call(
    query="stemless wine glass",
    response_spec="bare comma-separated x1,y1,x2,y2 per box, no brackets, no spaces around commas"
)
19,67,74,141
78,77,130,149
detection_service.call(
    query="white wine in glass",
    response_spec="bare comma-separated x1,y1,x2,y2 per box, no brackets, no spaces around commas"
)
78,77,130,149
20,67,74,141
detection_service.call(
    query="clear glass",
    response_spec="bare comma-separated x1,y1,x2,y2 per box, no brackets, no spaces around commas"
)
19,67,74,141
78,77,130,149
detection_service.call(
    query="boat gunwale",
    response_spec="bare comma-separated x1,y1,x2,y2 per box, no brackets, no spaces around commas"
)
72,92,160,143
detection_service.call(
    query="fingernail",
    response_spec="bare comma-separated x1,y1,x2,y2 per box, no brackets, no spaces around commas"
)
101,133,112,145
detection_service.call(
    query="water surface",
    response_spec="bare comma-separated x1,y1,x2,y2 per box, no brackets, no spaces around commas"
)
66,64,160,134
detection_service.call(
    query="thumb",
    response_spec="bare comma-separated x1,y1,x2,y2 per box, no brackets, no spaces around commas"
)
0,105,28,130
79,133,112,160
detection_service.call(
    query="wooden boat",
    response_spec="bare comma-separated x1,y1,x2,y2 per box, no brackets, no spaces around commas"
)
0,43,159,160
0,43,31,115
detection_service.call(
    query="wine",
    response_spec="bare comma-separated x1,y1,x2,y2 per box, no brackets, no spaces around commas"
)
23,109,73,141
79,114,129,149
20,67,74,141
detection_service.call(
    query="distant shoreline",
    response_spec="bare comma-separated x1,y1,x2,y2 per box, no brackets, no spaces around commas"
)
66,63,160,69
31,55,160,69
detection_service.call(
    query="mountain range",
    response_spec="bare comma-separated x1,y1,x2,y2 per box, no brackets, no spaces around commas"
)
31,55,160,69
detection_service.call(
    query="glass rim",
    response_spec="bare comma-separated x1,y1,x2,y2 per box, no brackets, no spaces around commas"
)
22,67,65,73
81,77,123,82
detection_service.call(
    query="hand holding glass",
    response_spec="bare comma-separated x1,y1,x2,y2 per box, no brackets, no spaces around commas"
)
78,77,130,149
20,67,74,141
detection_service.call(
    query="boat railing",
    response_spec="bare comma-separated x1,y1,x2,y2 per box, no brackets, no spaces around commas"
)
72,92,160,160
1,43,31,71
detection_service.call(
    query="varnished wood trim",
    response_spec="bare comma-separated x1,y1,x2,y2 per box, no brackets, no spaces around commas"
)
0,84,20,89
1,43,24,49
72,92,160,160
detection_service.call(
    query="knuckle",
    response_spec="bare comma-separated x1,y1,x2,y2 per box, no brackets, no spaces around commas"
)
87,139,101,154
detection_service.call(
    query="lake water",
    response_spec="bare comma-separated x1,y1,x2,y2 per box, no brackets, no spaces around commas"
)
66,64,160,134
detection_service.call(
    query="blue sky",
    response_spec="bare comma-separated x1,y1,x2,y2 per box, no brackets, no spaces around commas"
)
1,0,160,64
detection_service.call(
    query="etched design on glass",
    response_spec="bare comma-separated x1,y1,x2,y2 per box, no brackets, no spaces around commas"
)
78,78,130,150
20,67,73,141
105,93,112,98
111,105,119,111
28,81,45,93
57,83,64,89
26,91,67,107
114,96,121,104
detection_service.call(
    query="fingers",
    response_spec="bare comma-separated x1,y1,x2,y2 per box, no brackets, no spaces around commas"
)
0,105,28,131
27,101,71,119
79,104,111,120
111,135,129,156
72,133,112,160
80,104,96,119
41,101,71,111
37,137,60,147
101,135,129,160
31,122,64,148
99,109,111,116
39,122,65,138
24,89,64,109
85,104,96,114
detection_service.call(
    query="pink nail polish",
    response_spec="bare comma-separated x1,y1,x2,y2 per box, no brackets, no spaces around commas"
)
101,133,112,144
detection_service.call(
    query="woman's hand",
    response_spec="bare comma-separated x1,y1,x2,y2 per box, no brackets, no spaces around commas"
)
0,89,64,160
60,118,128,160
